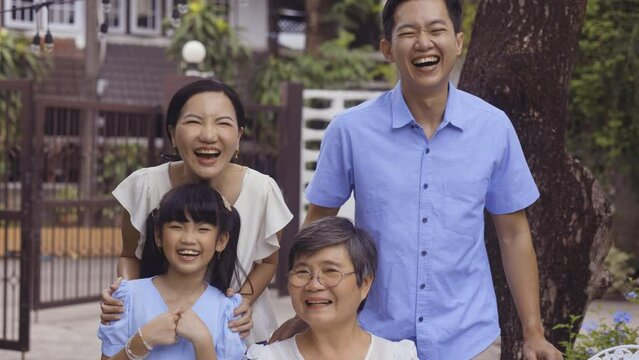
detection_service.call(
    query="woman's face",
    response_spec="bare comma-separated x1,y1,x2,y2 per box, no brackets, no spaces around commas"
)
288,244,372,330
169,91,243,181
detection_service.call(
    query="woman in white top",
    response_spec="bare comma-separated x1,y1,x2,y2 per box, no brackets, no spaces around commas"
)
246,217,417,360
100,79,293,345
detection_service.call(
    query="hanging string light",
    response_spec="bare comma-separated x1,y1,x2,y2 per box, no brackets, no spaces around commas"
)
43,3,54,53
100,0,110,36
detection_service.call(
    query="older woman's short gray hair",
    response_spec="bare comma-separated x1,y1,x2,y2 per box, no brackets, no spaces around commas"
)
288,217,378,311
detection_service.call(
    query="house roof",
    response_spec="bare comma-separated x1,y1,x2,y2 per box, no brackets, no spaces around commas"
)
35,42,178,106
99,44,178,106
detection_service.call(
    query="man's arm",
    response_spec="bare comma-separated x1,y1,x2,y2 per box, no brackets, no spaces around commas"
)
302,204,340,227
492,210,562,360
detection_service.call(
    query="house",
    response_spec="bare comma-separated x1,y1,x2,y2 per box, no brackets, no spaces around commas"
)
0,0,280,105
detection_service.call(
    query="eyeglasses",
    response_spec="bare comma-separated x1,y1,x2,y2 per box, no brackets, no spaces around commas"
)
288,269,355,288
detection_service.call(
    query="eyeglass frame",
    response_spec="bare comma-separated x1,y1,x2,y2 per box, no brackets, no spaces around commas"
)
287,268,356,288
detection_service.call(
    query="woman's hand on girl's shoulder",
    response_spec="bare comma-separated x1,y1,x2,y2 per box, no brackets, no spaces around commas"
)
100,277,123,324
142,308,182,347
176,309,211,345
226,288,253,339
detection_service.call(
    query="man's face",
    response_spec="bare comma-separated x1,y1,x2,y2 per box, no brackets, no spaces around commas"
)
381,0,463,96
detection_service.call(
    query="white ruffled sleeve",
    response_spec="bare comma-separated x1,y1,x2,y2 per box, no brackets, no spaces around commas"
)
112,168,152,258
396,339,418,359
254,176,293,261
97,280,131,357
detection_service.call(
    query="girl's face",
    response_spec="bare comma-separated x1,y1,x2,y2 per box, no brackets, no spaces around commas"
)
156,212,228,277
287,245,372,330
169,91,243,181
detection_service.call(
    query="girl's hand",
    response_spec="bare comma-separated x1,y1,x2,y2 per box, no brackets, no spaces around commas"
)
140,308,181,347
176,309,212,346
226,288,253,338
100,277,123,324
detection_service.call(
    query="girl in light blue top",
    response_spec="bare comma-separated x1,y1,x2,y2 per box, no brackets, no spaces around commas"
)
98,184,246,360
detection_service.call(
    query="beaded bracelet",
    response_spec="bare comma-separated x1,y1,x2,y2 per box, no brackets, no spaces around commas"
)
125,337,148,360
124,329,151,360
137,328,154,351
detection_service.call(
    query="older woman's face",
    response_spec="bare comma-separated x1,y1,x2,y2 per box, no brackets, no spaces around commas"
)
288,244,372,329
169,91,243,181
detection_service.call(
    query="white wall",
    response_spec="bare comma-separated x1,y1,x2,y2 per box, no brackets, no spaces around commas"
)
231,0,269,51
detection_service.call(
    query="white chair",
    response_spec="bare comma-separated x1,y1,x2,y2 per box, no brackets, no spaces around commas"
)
587,345,639,360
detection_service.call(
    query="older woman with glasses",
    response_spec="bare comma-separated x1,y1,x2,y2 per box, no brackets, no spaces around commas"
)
245,217,417,360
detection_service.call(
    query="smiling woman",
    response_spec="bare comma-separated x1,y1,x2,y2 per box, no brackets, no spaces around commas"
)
245,217,418,360
99,79,293,347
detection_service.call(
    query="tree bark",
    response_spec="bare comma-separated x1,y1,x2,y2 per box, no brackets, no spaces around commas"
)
304,0,339,54
458,1,612,359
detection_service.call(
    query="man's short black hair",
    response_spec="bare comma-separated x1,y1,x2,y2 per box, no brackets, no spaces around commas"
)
382,0,463,41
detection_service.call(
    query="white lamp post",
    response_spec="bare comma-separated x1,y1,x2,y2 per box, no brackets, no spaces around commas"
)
181,40,206,77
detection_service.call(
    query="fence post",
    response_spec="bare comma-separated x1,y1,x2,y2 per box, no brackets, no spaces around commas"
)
275,82,303,295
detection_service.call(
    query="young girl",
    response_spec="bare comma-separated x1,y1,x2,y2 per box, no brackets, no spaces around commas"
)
98,184,246,360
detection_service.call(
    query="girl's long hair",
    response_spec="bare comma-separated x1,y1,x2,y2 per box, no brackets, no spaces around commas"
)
140,183,242,292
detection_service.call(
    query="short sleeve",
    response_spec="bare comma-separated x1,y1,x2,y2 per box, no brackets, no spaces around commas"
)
112,168,152,258
97,280,131,357
215,294,247,360
245,344,268,359
305,116,354,208
396,340,418,359
254,176,293,260
485,119,539,214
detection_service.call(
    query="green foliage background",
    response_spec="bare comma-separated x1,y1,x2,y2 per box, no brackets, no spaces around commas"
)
567,0,639,192
166,0,249,82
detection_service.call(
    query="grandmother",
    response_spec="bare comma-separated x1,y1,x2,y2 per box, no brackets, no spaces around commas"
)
245,217,417,360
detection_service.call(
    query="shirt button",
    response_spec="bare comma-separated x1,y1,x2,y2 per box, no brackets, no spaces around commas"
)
425,148,430,154
421,250,427,256
422,217,428,224
420,283,425,289
418,316,424,322
423,183,428,190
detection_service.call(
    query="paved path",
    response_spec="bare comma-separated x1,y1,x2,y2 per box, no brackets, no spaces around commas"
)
0,296,636,359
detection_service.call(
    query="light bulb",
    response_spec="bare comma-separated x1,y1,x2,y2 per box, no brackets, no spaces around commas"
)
31,33,41,54
44,30,53,53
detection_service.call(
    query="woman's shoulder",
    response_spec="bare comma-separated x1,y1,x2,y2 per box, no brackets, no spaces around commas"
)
369,334,418,359
245,337,300,360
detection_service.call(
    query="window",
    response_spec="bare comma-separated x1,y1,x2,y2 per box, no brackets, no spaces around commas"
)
130,0,162,35
3,0,81,31
106,0,126,34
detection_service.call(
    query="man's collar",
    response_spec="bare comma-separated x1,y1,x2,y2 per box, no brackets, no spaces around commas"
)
390,81,466,131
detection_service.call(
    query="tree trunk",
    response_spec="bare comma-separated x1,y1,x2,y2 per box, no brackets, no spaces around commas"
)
458,1,612,359
304,0,339,54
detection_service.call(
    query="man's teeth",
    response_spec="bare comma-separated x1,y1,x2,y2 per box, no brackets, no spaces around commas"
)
413,56,440,67
177,249,200,256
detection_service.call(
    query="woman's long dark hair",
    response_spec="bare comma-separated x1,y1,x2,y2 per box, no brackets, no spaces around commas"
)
140,183,241,292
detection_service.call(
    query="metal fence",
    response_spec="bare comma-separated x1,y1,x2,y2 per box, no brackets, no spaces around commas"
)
0,79,304,351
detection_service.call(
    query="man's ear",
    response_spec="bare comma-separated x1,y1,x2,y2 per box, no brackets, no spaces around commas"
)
455,32,464,56
216,232,229,253
380,38,394,62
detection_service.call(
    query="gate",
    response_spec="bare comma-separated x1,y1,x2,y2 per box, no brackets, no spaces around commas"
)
0,79,303,352
32,97,162,309
0,80,35,351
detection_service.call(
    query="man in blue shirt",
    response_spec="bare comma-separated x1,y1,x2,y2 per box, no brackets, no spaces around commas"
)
273,0,563,359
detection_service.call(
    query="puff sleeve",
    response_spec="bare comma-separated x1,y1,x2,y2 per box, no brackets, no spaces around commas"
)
215,294,247,360
253,176,293,261
97,280,131,357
